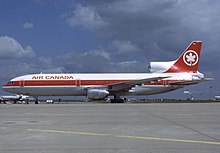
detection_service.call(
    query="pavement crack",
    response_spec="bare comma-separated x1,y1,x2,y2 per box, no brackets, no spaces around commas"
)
136,107,220,142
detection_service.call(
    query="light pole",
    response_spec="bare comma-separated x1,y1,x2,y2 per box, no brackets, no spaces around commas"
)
210,86,212,100
184,89,193,100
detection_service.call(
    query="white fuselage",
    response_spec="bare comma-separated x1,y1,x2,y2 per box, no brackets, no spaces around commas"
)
2,72,204,97
2,41,206,101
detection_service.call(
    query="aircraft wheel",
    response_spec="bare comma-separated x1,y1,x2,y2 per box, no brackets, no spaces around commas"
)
110,99,124,103
119,99,124,103
110,99,116,103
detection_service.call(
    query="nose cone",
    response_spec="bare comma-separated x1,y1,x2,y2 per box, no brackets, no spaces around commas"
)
2,81,14,93
2,84,8,92
2,83,7,91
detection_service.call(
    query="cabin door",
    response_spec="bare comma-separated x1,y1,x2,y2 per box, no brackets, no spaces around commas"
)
76,79,81,86
19,80,25,87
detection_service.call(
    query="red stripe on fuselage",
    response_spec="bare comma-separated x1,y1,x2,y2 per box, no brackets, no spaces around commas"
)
4,79,181,87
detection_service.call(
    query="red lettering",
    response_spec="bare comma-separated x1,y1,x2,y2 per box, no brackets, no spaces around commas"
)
32,76,43,79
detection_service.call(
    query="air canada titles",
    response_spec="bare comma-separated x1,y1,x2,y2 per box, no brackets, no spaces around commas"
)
32,75,74,80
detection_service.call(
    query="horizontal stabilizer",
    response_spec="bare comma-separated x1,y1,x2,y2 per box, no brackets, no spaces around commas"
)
169,77,214,86
169,80,201,85
203,78,214,81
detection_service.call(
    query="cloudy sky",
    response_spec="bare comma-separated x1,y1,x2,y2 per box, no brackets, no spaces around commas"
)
0,0,219,99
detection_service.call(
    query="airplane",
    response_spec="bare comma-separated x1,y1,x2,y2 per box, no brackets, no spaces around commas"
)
0,94,29,104
2,41,212,103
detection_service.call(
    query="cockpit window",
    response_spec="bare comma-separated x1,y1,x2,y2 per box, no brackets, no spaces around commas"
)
7,81,14,84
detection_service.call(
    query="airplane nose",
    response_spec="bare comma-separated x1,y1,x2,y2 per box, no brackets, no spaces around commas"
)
2,83,13,93
2,84,8,92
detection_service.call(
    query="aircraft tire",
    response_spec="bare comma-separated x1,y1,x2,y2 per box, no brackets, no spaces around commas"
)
110,99,124,103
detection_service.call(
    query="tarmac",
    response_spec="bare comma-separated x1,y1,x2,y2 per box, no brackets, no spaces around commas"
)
1,103,220,153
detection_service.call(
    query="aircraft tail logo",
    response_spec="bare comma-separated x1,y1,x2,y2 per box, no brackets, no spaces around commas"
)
165,41,202,73
183,50,199,66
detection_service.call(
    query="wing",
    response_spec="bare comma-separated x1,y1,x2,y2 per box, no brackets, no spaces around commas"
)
107,76,170,93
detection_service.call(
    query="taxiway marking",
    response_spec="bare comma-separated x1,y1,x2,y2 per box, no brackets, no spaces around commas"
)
28,128,220,145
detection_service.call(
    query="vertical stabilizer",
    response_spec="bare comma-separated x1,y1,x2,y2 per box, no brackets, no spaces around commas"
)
165,41,202,73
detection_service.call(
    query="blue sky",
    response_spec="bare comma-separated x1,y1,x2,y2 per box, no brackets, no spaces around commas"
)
0,0,219,99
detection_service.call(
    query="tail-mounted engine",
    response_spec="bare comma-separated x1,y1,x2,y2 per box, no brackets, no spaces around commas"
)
148,61,175,73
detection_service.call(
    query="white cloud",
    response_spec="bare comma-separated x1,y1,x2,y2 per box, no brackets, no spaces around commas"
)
0,36,35,59
84,49,110,60
112,40,140,54
115,60,142,72
56,49,148,73
23,22,34,29
57,49,112,73
38,57,65,73
39,57,54,66
41,67,65,73
64,0,220,77
67,4,107,30
0,61,39,81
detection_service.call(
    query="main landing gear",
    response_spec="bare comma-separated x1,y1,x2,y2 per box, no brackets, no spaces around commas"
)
34,96,39,104
110,95,125,103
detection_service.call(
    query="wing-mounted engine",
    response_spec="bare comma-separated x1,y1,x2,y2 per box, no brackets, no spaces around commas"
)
87,89,109,100
148,61,175,73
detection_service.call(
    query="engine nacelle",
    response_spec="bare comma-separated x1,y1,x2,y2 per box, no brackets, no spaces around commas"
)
148,61,175,73
87,89,109,100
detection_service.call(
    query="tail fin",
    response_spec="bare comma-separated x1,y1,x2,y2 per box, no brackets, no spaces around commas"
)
165,41,202,73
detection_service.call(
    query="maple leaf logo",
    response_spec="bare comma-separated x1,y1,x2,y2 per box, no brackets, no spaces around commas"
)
183,50,198,66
